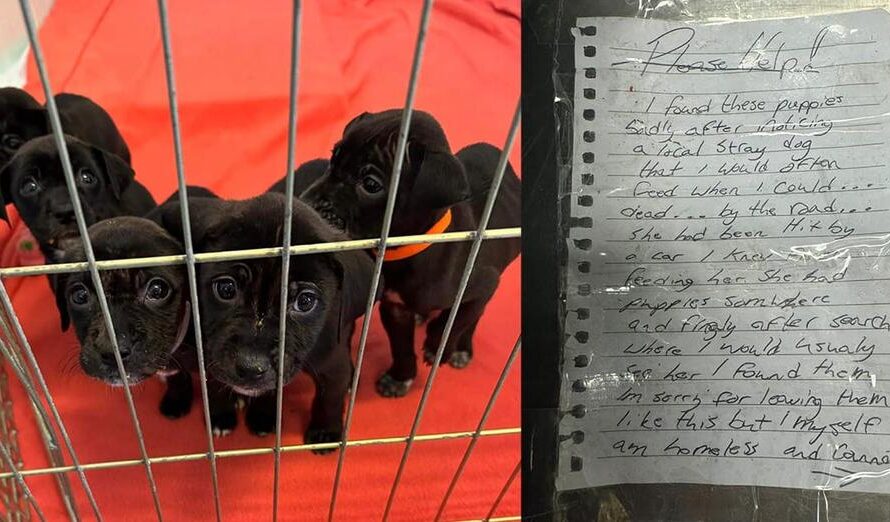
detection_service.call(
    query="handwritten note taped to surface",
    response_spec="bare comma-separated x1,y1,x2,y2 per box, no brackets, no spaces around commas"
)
560,10,890,493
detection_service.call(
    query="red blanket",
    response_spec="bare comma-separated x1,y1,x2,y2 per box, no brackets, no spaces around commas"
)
4,1,520,520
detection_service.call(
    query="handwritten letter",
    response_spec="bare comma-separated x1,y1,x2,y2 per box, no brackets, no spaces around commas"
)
561,10,890,493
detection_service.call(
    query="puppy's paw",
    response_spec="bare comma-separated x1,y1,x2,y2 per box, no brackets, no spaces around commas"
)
375,373,413,398
210,411,237,437
448,351,472,369
422,347,439,366
212,427,233,438
424,346,458,367
159,393,192,419
305,427,343,455
246,406,275,437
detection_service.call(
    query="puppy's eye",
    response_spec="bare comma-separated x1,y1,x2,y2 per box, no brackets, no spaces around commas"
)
292,289,319,313
19,176,39,197
213,277,238,301
2,134,23,150
77,168,97,186
359,167,384,195
145,278,171,301
69,284,90,306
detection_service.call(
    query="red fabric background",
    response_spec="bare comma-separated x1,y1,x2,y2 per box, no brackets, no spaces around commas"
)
3,1,520,520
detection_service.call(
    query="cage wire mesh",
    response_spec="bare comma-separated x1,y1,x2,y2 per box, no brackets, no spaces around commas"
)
0,0,522,520
0,362,29,521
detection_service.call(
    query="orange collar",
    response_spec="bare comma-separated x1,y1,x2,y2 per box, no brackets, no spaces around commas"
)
378,209,452,262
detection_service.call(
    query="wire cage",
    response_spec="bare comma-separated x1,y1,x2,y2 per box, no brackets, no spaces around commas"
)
0,1,521,520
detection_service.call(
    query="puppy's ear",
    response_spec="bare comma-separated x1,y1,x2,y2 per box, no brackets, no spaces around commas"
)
90,146,134,200
0,155,19,223
49,273,70,331
343,111,371,135
331,248,376,333
152,197,227,248
26,108,49,134
409,141,470,210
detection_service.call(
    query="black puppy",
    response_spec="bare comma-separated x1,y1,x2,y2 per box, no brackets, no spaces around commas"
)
153,193,374,448
271,158,432,323
0,88,130,167
53,216,195,417
0,88,44,167
302,109,521,397
0,135,155,262
53,93,131,164
54,188,228,423
267,158,330,195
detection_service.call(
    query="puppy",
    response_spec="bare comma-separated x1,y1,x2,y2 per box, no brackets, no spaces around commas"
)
53,216,195,418
302,109,521,397
271,160,435,326
267,158,330,195
0,88,130,167
53,93,131,165
53,188,225,422
0,135,155,262
154,193,374,448
155,185,219,207
0,88,45,167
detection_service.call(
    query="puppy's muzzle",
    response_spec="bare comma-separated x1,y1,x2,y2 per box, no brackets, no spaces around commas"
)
51,206,76,225
217,342,277,396
99,342,133,368
310,198,346,231
236,359,270,381
92,340,150,385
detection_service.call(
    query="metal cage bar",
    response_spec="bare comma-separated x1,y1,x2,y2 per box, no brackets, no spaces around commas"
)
0,437,45,522
434,337,521,522
483,461,520,522
382,101,521,521
155,1,222,520
0,283,102,520
0,229,520,278
327,0,436,520
0,336,78,522
5,2,521,519
450,515,522,522
17,0,164,518
0,359,26,519
272,2,304,520
0,427,519,480
0,304,80,522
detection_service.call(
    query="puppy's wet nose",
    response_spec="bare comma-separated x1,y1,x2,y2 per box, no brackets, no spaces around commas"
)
235,359,269,380
52,207,75,223
100,345,132,366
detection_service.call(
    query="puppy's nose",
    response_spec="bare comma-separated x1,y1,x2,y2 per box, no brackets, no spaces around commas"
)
52,207,75,223
235,359,269,380
100,345,132,366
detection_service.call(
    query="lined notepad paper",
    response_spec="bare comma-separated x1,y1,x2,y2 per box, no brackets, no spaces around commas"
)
560,10,890,493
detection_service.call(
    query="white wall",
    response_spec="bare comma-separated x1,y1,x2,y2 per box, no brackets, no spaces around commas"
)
0,0,53,88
